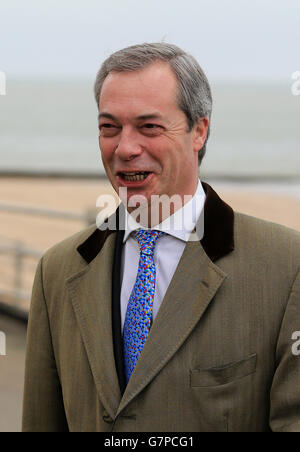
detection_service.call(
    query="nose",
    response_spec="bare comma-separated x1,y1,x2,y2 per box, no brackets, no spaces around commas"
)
115,127,142,160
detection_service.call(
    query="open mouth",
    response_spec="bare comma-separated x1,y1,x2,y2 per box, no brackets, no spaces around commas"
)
119,171,151,182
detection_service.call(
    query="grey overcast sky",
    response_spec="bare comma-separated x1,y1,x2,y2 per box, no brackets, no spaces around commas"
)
1,0,300,81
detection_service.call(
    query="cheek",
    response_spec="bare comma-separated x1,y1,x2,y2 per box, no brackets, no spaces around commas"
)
99,137,115,161
150,138,174,164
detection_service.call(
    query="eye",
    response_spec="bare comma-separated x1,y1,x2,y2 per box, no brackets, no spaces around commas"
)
144,123,159,128
141,124,163,136
99,123,120,137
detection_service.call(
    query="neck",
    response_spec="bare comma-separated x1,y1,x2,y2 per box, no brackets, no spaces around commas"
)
127,181,199,228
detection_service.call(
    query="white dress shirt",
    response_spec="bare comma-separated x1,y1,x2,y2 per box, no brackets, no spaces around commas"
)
120,179,206,333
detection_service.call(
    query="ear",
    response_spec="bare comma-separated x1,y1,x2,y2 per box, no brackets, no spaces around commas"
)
192,117,209,152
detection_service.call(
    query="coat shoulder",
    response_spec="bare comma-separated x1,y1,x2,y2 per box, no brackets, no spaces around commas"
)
234,211,300,239
45,223,97,257
41,224,99,278
234,211,300,268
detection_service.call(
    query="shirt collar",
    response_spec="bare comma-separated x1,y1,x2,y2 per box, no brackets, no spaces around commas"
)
122,179,206,243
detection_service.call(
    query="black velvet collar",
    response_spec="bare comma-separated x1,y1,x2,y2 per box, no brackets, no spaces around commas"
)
77,181,234,263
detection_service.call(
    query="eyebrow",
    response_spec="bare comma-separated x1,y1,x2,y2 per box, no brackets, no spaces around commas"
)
98,112,164,122
98,112,116,121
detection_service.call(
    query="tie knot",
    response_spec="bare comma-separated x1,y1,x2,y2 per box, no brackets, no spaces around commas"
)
134,229,165,255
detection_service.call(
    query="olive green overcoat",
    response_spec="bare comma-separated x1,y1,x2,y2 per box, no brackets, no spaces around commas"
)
22,183,300,432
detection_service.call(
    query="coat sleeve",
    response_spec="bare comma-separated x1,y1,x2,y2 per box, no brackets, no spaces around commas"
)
269,269,300,432
22,258,69,432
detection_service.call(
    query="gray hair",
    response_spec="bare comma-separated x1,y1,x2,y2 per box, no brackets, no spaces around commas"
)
94,43,212,165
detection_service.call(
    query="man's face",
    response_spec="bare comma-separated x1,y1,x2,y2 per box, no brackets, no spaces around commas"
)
98,61,208,213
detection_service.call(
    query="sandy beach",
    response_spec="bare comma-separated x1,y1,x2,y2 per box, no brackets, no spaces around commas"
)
0,176,299,312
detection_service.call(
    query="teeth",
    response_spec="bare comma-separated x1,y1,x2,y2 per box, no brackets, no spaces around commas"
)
122,172,149,182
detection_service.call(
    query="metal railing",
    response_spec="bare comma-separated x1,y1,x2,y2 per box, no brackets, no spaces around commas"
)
0,202,96,224
0,202,96,319
0,241,42,321
0,242,42,302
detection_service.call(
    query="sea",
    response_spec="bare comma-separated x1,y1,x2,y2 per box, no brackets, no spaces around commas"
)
0,79,299,191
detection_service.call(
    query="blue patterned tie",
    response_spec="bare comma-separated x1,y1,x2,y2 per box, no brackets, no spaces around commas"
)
123,228,165,384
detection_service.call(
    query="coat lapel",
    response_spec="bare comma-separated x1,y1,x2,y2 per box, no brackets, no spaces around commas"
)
116,238,227,417
67,232,121,421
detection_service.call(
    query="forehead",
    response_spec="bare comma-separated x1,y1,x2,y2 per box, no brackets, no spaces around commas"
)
99,61,180,116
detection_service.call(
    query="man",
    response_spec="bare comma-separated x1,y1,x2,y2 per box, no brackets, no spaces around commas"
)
22,43,300,432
